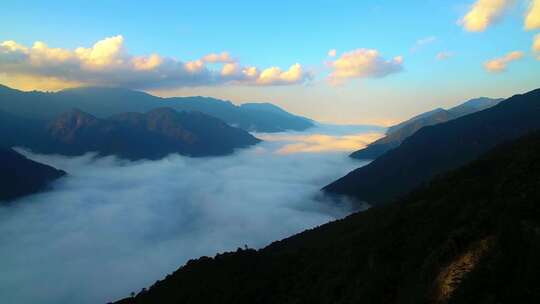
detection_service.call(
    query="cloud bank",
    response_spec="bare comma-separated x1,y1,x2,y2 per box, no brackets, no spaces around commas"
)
0,125,377,304
259,132,383,154
484,50,524,72
0,36,311,90
327,49,403,85
459,0,514,32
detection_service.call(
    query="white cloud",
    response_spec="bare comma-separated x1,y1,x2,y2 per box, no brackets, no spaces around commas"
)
132,54,163,71
202,52,234,63
0,36,311,90
74,35,126,68
484,50,524,72
220,62,239,76
327,49,403,85
459,0,514,32
525,0,540,30
256,63,310,85
260,132,383,154
327,49,337,57
436,51,454,60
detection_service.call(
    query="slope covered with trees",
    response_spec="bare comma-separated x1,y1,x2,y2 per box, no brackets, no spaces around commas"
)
0,85,313,132
113,130,540,304
0,108,260,160
350,97,501,160
0,148,65,202
325,89,540,205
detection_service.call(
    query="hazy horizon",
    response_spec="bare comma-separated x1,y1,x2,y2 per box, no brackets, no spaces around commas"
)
0,82,523,126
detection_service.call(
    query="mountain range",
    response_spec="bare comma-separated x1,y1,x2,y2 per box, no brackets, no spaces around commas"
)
114,127,540,304
325,89,540,206
0,108,261,160
0,85,314,133
0,148,65,202
350,97,502,160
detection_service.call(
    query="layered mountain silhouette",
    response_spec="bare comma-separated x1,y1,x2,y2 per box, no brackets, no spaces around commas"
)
0,148,65,202
114,130,540,304
0,108,260,160
350,97,502,160
0,84,313,132
325,89,540,205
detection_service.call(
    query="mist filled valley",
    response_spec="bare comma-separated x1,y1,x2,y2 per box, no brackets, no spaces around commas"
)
0,124,379,304
2,1,540,303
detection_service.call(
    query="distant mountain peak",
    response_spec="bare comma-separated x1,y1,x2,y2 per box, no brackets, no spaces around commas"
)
53,108,99,125
329,88,540,205
147,107,182,116
0,83,314,132
1,106,262,160
448,97,502,117
351,96,503,160
60,86,135,93
47,109,101,143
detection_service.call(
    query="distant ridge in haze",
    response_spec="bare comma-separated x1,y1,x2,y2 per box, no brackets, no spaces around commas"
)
0,85,314,132
350,97,502,160
0,148,65,202
0,108,261,160
325,89,540,206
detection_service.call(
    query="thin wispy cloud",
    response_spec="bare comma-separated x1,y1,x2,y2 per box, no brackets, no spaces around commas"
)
459,0,515,32
484,50,524,72
436,51,455,60
326,49,403,85
202,52,235,63
411,36,437,52
0,36,312,90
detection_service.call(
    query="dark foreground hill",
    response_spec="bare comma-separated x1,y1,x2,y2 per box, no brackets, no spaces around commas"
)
0,148,65,202
3,108,261,160
0,85,313,132
325,88,540,205
114,130,540,304
350,97,501,160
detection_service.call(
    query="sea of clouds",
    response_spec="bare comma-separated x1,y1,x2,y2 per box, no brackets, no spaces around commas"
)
0,124,381,304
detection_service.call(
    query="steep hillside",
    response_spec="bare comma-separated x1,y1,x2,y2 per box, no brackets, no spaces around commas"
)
34,108,261,160
113,130,540,304
0,85,313,132
351,97,501,160
326,89,539,205
0,148,66,202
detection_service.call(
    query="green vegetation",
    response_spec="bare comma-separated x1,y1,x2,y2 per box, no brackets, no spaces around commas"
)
0,85,313,133
350,97,501,160
0,148,65,202
114,131,540,303
326,88,540,206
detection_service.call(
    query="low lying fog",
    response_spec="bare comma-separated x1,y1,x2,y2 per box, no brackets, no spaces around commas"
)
0,124,381,304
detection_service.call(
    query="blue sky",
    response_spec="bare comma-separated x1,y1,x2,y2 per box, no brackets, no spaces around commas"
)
1,0,539,124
